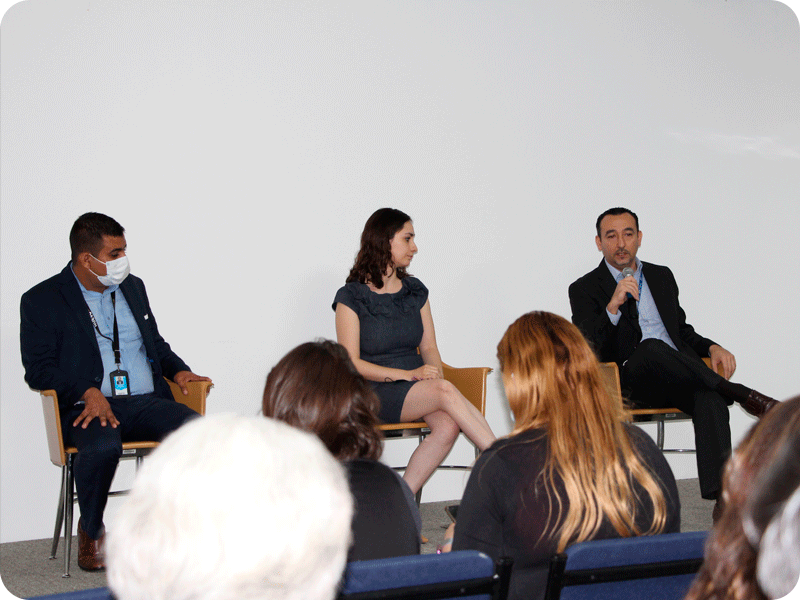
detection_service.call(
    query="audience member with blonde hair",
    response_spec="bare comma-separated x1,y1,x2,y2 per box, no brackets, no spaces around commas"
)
451,311,680,600
106,414,353,600
262,339,421,560
685,395,800,600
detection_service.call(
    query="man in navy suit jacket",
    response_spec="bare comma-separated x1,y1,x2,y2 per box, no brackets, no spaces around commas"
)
569,208,776,515
21,212,211,571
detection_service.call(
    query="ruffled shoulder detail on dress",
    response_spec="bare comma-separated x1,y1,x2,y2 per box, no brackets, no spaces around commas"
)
332,282,368,313
402,276,428,301
377,277,427,316
332,278,428,318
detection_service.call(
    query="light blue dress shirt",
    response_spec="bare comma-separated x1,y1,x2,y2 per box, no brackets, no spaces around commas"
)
72,266,155,397
604,258,678,351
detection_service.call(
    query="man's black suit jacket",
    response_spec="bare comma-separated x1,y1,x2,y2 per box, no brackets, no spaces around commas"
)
568,260,716,369
20,263,190,412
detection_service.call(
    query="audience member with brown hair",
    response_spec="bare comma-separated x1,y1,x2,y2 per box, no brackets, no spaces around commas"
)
262,339,421,560
685,395,800,600
451,311,680,600
747,421,800,600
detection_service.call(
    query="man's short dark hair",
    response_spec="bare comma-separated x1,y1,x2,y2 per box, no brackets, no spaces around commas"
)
69,213,125,260
595,207,639,237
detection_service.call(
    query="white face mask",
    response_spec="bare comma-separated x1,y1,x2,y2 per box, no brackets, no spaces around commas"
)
89,254,130,286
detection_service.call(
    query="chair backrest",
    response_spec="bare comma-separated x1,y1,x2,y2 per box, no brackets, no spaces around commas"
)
441,362,492,414
338,550,513,600
40,389,67,467
165,377,212,414
598,362,622,403
544,531,707,600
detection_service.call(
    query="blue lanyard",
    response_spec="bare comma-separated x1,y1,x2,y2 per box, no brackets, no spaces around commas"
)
622,272,643,306
635,273,643,306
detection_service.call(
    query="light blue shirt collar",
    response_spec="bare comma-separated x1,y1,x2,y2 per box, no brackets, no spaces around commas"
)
70,262,119,296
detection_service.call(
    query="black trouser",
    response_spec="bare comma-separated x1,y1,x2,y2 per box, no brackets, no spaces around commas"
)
62,394,199,539
622,339,731,500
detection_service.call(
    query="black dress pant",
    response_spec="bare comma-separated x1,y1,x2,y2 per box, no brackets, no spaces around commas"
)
622,339,732,500
62,394,199,539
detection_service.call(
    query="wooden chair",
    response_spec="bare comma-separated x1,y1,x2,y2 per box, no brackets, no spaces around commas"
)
599,358,722,454
338,550,513,600
39,379,212,577
379,362,491,502
543,531,707,600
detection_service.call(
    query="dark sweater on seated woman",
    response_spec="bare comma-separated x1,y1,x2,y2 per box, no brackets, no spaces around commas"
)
261,340,423,564
346,459,421,561
453,425,680,600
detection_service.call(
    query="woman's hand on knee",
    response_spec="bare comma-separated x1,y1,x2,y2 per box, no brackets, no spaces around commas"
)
409,364,443,381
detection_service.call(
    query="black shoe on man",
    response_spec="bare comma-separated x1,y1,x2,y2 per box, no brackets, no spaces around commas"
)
740,390,779,418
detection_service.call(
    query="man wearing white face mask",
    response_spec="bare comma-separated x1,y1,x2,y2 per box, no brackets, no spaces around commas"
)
20,212,212,572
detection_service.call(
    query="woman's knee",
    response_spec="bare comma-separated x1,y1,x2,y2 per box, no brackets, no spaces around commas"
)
431,379,463,409
428,412,460,442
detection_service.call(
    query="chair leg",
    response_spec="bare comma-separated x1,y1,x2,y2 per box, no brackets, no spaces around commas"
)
414,431,427,506
656,419,665,451
50,467,67,559
63,455,74,578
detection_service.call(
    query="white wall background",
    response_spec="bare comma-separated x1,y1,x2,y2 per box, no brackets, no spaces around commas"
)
2,0,799,545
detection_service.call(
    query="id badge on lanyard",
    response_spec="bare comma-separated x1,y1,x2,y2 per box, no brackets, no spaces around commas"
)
110,369,130,396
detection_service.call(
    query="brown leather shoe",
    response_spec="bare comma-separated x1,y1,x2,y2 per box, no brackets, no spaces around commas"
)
78,518,105,571
740,390,779,418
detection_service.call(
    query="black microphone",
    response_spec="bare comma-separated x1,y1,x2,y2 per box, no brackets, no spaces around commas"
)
621,267,638,319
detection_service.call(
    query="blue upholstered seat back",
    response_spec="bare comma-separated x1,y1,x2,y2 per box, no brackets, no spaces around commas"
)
341,549,496,598
558,531,707,600
29,587,114,600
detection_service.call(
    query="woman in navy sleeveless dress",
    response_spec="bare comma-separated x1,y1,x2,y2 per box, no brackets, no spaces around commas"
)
333,208,495,495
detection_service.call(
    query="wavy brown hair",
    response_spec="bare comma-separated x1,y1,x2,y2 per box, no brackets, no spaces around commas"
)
685,395,800,600
346,208,412,289
262,340,383,461
497,311,668,552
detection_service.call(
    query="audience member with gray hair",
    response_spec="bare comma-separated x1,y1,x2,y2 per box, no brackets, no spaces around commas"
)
106,413,353,600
